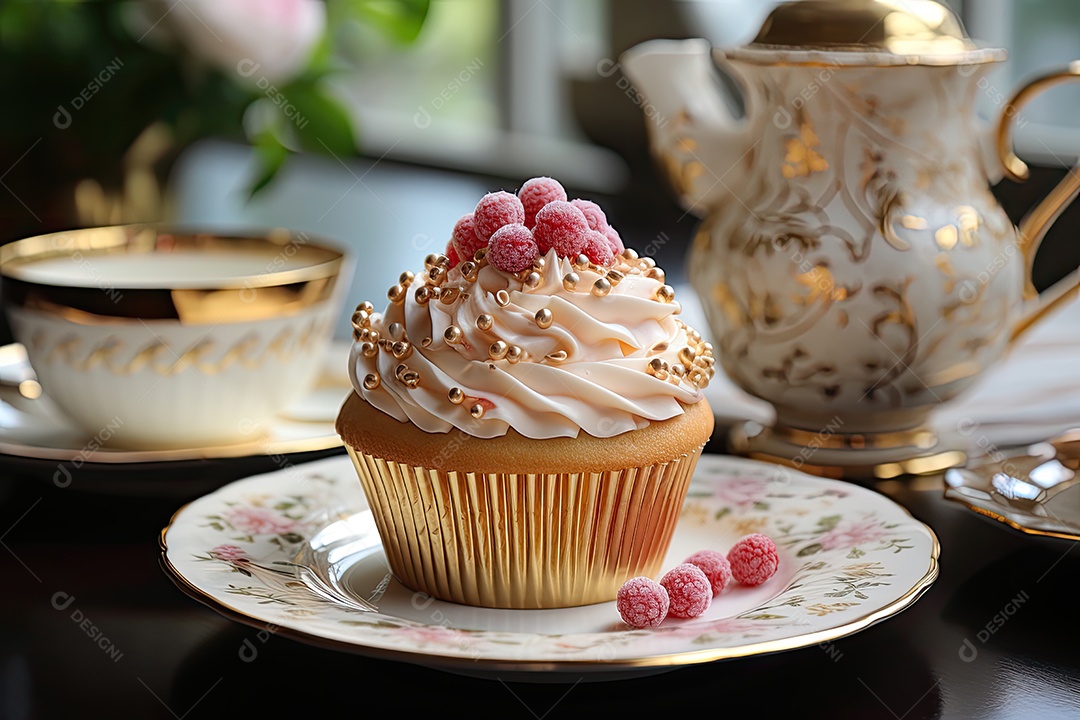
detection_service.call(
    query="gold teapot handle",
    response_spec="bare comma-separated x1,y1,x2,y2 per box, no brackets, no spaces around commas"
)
998,61,1080,341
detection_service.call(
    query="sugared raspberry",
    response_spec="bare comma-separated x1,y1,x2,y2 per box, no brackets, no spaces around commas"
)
451,213,485,262
474,191,525,242
605,225,625,255
728,534,780,587
445,241,460,269
616,577,669,629
583,230,614,266
534,201,589,258
518,177,567,228
660,563,712,618
684,550,732,596
570,199,608,232
487,223,538,273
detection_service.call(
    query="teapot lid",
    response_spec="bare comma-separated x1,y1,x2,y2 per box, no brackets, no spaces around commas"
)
746,0,996,61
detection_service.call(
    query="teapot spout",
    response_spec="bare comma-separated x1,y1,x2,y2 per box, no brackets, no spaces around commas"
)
620,39,752,216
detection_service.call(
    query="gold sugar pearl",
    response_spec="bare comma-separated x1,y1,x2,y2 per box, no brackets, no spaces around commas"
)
424,253,439,269
388,323,405,341
495,289,510,307
460,261,478,282
439,287,460,304
606,270,625,286
592,278,612,297
392,341,413,360
367,330,381,344
352,309,371,327
399,271,415,286
421,336,432,348
357,301,375,315
535,308,553,329
377,338,392,350
476,314,494,331
415,286,432,305
645,267,666,283
647,358,669,377
402,371,421,388
689,329,703,344
688,369,705,385
655,369,670,382
395,364,409,379
428,266,447,286
387,284,406,304
435,254,450,267
506,345,523,364
360,341,377,358
655,285,676,303
623,248,639,261
524,272,542,289
430,286,443,301
545,350,568,364
448,387,465,405
489,340,509,360
638,257,657,270
443,326,464,345
473,247,488,262
678,346,697,366
695,355,715,369
363,373,380,390
533,256,546,271
469,403,485,419
573,254,591,271
671,364,686,378
702,342,714,355
562,272,580,292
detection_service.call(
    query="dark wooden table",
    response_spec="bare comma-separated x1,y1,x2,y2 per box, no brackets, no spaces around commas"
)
1,445,1077,720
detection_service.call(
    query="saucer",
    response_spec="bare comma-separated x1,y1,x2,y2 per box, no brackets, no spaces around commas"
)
945,431,1080,541
0,341,350,463
161,454,939,679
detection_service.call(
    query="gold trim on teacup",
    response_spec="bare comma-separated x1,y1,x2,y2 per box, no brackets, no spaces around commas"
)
1,226,345,324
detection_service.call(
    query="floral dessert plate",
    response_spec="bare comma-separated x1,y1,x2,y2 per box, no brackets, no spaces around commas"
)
161,454,939,677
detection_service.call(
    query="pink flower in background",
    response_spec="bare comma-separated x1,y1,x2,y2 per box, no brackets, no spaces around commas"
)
712,477,769,509
224,506,297,535
209,545,248,562
169,0,326,81
819,517,890,550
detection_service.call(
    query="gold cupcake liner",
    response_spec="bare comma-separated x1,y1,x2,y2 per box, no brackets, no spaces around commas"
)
344,444,704,609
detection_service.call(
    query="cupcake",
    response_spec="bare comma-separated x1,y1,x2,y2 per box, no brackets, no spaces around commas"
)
336,177,714,609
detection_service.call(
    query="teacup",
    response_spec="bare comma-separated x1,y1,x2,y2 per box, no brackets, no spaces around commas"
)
0,225,348,449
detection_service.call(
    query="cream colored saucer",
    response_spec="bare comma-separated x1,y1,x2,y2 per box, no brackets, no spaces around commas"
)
0,341,349,463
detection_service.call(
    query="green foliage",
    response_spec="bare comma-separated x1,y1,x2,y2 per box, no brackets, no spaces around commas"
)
0,0,430,202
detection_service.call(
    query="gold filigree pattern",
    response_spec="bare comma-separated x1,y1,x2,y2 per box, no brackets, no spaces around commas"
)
26,317,329,376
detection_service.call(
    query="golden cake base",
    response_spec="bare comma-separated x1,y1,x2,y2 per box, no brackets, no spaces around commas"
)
345,444,704,609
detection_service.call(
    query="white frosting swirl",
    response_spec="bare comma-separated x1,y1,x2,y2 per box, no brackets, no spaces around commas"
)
348,249,708,439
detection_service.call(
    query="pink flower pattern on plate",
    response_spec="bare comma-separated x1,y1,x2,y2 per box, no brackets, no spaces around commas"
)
209,544,248,562
712,477,770,509
224,505,297,535
819,517,890,550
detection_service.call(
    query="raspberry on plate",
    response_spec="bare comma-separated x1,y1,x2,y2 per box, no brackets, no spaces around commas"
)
660,563,712,618
684,550,732,596
518,177,567,228
533,201,589,258
728,534,780,587
487,223,538,273
451,213,485,262
474,191,525,242
617,577,669,628
570,199,608,232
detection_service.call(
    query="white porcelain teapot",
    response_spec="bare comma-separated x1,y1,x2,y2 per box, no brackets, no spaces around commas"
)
621,0,1080,475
